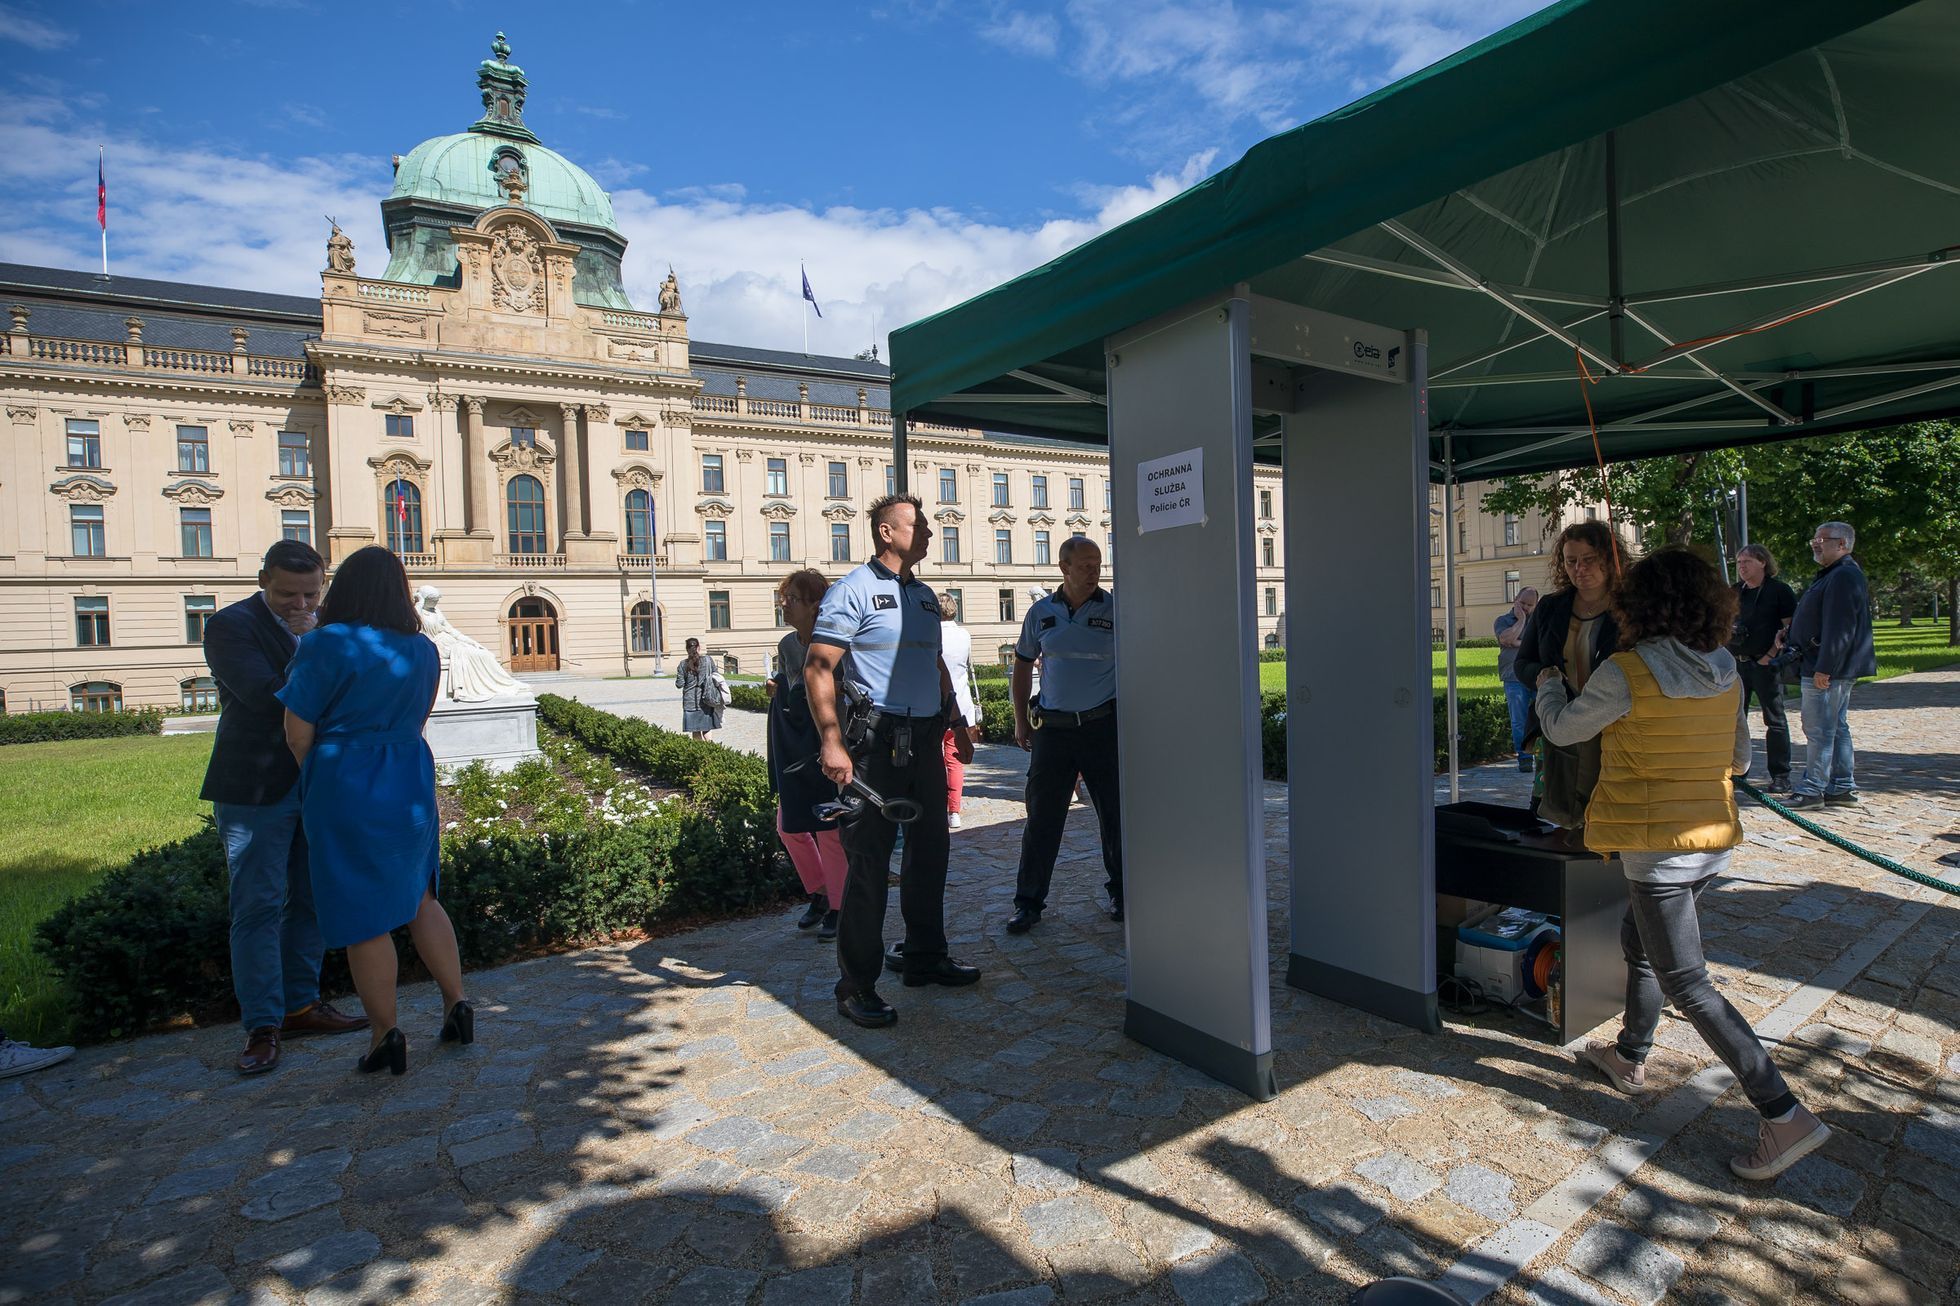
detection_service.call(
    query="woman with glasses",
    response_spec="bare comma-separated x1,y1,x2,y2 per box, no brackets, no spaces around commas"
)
1514,520,1625,833
767,569,845,939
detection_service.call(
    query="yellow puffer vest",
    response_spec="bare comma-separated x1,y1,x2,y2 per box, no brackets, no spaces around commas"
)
1583,651,1744,855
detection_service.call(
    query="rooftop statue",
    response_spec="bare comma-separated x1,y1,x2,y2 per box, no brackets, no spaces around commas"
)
658,269,682,314
325,221,356,275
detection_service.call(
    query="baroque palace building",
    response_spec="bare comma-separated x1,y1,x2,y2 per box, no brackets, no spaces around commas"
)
0,35,1588,714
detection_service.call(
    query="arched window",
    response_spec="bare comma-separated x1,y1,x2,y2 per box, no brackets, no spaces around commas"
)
505,475,547,554
623,489,654,556
70,681,123,713
180,676,219,711
383,479,424,554
629,601,659,653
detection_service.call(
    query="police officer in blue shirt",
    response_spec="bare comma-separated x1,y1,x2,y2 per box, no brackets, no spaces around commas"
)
1007,536,1122,934
804,493,980,1028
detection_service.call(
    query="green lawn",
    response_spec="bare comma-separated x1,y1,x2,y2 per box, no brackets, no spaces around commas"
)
1256,623,1957,695
0,733,215,1045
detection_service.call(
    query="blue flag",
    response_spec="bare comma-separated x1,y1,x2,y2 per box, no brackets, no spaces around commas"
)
801,264,822,318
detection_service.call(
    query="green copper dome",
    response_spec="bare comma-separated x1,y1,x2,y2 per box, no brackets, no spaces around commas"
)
378,33,634,309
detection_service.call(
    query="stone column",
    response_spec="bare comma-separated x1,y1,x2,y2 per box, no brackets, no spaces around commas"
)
558,402,586,540
459,396,494,562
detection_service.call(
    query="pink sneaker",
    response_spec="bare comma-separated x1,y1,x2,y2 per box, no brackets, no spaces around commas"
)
1730,1105,1831,1180
1579,1043,1650,1094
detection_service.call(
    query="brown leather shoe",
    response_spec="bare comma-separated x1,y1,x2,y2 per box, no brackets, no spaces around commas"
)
238,1026,281,1075
281,1001,370,1039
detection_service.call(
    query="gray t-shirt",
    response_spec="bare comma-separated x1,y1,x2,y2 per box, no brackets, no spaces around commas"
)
1495,610,1524,682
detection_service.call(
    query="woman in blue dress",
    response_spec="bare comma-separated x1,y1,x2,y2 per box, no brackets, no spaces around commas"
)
277,546,471,1076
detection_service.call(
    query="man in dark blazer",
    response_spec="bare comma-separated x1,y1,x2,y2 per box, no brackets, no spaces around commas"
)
201,540,366,1073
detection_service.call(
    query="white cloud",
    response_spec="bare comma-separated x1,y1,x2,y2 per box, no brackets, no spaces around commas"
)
979,10,1061,58
0,4,73,50
1,91,1214,360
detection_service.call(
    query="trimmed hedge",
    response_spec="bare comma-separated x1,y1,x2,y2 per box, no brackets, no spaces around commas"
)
0,708,164,746
36,704,791,1042
727,682,771,713
1256,691,1512,782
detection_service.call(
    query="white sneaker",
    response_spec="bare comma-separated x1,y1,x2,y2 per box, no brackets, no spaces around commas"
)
0,1035,75,1079
948,812,962,829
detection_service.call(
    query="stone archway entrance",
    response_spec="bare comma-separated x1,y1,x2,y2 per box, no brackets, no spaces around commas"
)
506,597,559,672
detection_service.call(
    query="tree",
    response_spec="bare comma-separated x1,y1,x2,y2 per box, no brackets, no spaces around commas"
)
1479,449,1746,550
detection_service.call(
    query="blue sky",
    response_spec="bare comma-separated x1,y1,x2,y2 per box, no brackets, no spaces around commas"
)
1,0,1543,353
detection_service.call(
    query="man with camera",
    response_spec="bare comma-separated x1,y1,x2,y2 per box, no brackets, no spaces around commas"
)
803,493,981,1028
1007,536,1122,934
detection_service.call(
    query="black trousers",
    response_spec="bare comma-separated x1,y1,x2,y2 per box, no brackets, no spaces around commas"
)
1014,711,1122,912
835,715,950,998
1736,659,1791,781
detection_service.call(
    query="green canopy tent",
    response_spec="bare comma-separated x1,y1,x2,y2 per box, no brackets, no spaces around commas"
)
890,0,1960,476
877,0,1960,1111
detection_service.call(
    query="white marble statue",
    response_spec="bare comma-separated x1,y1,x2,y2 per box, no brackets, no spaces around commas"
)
416,586,529,701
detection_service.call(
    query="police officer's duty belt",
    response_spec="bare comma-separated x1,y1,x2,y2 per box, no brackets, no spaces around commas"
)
1031,700,1116,729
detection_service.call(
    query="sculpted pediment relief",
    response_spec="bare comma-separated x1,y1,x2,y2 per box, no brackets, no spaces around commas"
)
489,440,555,472
695,498,735,519
1065,513,1091,528
50,474,116,501
366,449,434,474
987,509,1016,525
615,411,656,430
1028,512,1055,526
612,464,663,491
266,485,319,508
759,502,797,521
821,505,858,522
9,405,37,425
162,480,225,504
363,312,429,340
504,405,541,426
933,508,966,525
373,394,426,415
1256,521,1280,534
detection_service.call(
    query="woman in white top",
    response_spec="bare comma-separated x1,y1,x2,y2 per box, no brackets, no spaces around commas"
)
938,591,982,829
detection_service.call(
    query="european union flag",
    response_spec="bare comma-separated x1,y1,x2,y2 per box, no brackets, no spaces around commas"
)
801,264,822,318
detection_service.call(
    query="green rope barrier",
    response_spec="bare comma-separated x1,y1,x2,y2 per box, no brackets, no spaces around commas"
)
1734,779,1960,897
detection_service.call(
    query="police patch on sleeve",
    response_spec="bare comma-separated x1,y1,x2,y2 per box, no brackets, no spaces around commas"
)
872,594,898,610
1039,616,1057,630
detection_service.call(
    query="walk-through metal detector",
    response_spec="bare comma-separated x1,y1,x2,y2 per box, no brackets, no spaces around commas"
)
1108,288,1434,1100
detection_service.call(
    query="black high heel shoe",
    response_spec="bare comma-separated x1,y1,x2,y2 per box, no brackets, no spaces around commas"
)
440,1000,474,1046
356,1028,407,1076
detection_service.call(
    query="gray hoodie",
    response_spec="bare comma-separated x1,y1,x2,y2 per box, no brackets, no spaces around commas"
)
1534,637,1751,884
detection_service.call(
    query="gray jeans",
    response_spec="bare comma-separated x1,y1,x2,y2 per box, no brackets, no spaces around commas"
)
1618,874,1795,1116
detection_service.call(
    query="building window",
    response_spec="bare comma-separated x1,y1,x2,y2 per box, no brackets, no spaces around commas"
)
277,430,310,477
767,457,789,496
1104,480,1112,511
65,419,102,468
944,588,964,622
704,519,728,561
830,521,851,562
721,654,739,677
1261,537,1274,568
991,472,1010,507
1431,581,1443,610
624,428,649,451
70,681,122,713
1505,569,1522,601
1034,531,1051,565
384,479,424,554
942,526,961,564
1069,477,1085,510
774,596,788,628
1460,575,1468,606
385,414,416,440
998,588,1015,622
1031,474,1049,509
702,453,725,493
1430,531,1440,558
623,489,654,556
769,521,791,562
938,468,958,503
1585,505,1598,522
827,461,848,498
185,595,216,643
180,676,219,712
1259,489,1273,519
176,425,210,473
885,464,896,497
281,510,312,545
998,643,1016,669
180,508,213,558
70,504,105,557
708,590,731,629
75,596,110,646
1264,587,1277,617
629,601,657,653
509,425,534,449
505,475,547,554
994,529,1012,564
1457,519,1468,553
1503,513,1520,546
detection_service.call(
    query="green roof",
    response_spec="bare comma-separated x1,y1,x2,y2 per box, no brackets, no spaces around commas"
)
388,132,619,234
889,0,1960,479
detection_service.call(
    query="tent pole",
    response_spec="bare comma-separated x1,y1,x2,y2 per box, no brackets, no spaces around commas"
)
1443,429,1460,805
1605,130,1625,365
1738,481,1750,546
892,410,908,494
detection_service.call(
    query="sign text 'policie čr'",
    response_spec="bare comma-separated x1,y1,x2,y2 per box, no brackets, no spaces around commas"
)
1146,461,1194,514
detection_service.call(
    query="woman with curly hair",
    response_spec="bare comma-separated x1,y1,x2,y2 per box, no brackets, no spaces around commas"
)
1514,519,1625,829
1534,547,1828,1180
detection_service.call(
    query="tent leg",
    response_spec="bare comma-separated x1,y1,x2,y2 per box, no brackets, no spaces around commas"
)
892,411,909,494
1443,430,1460,805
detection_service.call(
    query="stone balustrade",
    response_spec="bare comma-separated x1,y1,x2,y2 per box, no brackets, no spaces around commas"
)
355,281,433,305
495,553,569,569
396,552,440,569
688,392,969,435
3,330,320,383
615,553,672,569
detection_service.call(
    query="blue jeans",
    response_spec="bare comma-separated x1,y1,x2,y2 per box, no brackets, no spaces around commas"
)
1503,680,1535,754
1794,677,1857,799
215,794,323,1032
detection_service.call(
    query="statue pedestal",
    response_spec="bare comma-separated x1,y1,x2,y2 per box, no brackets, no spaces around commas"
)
426,692,543,777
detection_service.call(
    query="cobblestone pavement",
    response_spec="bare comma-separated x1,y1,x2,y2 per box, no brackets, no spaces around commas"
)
5,669,1958,1305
